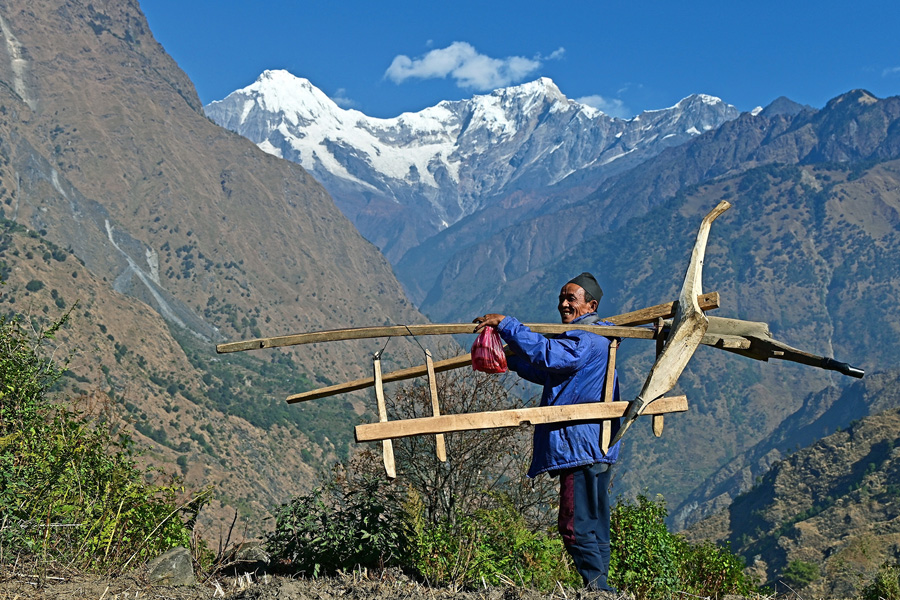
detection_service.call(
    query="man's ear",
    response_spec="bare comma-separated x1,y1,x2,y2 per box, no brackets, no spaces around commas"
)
589,300,598,313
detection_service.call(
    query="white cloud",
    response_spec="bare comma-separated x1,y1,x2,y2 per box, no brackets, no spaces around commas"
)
332,88,357,109
576,94,631,119
385,42,542,91
546,47,566,61
883,66,900,77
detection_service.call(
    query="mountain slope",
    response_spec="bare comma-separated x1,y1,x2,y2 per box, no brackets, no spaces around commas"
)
206,71,740,267
672,368,900,531
684,371,900,597
0,0,426,533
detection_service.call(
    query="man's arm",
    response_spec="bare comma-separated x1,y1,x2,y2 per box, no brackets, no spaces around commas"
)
477,313,597,374
473,313,547,383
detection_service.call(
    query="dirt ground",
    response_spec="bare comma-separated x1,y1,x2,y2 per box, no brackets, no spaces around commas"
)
0,570,630,600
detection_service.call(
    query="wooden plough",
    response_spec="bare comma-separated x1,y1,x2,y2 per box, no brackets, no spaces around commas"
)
216,201,864,477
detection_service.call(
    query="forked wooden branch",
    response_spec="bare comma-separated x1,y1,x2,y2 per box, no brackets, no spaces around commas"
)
356,396,688,442
611,200,731,446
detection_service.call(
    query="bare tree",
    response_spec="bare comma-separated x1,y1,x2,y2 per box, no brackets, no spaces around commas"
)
385,354,558,530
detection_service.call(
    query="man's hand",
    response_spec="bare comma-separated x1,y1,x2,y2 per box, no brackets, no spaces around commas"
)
473,313,506,333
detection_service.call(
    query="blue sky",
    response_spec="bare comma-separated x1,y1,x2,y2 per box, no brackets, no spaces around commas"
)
140,0,900,119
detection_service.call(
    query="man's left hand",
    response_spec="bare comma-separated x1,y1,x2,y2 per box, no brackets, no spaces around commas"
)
473,313,505,333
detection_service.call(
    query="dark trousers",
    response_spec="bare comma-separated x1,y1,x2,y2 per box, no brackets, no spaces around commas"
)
558,463,614,591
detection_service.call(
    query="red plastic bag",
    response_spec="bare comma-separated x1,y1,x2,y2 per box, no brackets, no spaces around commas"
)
471,326,507,373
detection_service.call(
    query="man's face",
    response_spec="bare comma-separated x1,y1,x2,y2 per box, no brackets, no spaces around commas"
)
558,283,598,324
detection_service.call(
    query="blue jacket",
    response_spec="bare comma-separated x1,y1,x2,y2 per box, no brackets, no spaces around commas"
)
497,313,621,477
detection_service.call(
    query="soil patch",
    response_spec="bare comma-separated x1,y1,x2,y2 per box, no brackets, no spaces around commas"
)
0,570,625,600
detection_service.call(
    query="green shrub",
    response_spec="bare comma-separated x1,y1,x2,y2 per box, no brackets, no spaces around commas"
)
0,311,205,571
405,491,579,590
611,494,755,599
266,459,408,577
679,539,754,597
610,494,682,596
862,563,900,600
781,559,820,589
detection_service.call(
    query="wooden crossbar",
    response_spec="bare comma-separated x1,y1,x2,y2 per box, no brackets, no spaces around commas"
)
355,396,688,442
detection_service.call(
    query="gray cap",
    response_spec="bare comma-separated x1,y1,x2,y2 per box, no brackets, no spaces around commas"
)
566,272,603,302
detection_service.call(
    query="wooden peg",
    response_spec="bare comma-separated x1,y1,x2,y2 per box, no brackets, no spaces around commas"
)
373,353,396,479
425,350,447,462
652,317,665,437
601,338,619,454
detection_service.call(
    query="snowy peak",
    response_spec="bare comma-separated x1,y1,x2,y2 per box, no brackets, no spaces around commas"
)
205,72,740,260
208,69,351,130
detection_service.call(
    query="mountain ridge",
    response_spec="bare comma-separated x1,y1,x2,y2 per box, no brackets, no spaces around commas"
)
206,70,741,263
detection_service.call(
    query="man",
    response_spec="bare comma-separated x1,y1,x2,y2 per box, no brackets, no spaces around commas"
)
473,272,621,592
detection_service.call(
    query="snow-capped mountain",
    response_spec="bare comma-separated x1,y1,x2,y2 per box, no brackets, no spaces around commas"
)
206,70,740,261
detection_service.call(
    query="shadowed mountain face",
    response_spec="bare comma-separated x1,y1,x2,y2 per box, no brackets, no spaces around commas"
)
0,0,426,533
684,371,900,598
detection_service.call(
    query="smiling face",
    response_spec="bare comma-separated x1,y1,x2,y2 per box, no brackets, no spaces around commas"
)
557,283,598,324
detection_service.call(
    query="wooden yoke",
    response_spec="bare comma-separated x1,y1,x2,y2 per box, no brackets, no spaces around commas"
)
372,352,396,478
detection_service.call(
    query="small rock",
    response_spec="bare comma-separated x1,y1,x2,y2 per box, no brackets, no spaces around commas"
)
233,542,271,566
146,546,195,586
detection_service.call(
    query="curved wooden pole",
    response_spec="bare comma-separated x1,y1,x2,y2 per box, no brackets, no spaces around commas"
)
216,293,720,354
611,201,731,446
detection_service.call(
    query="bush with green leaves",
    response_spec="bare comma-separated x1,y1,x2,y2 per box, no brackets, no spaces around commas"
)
861,563,900,600
0,310,204,571
610,494,755,599
780,559,820,589
265,454,409,577
405,490,579,589
610,494,682,595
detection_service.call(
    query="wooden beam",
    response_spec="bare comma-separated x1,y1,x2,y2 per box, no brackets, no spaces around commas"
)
355,396,688,442
606,292,719,326
287,353,474,403
600,339,619,454
216,293,720,354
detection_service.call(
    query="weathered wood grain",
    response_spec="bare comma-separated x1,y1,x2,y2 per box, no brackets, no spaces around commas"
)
373,355,396,478
355,396,688,442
